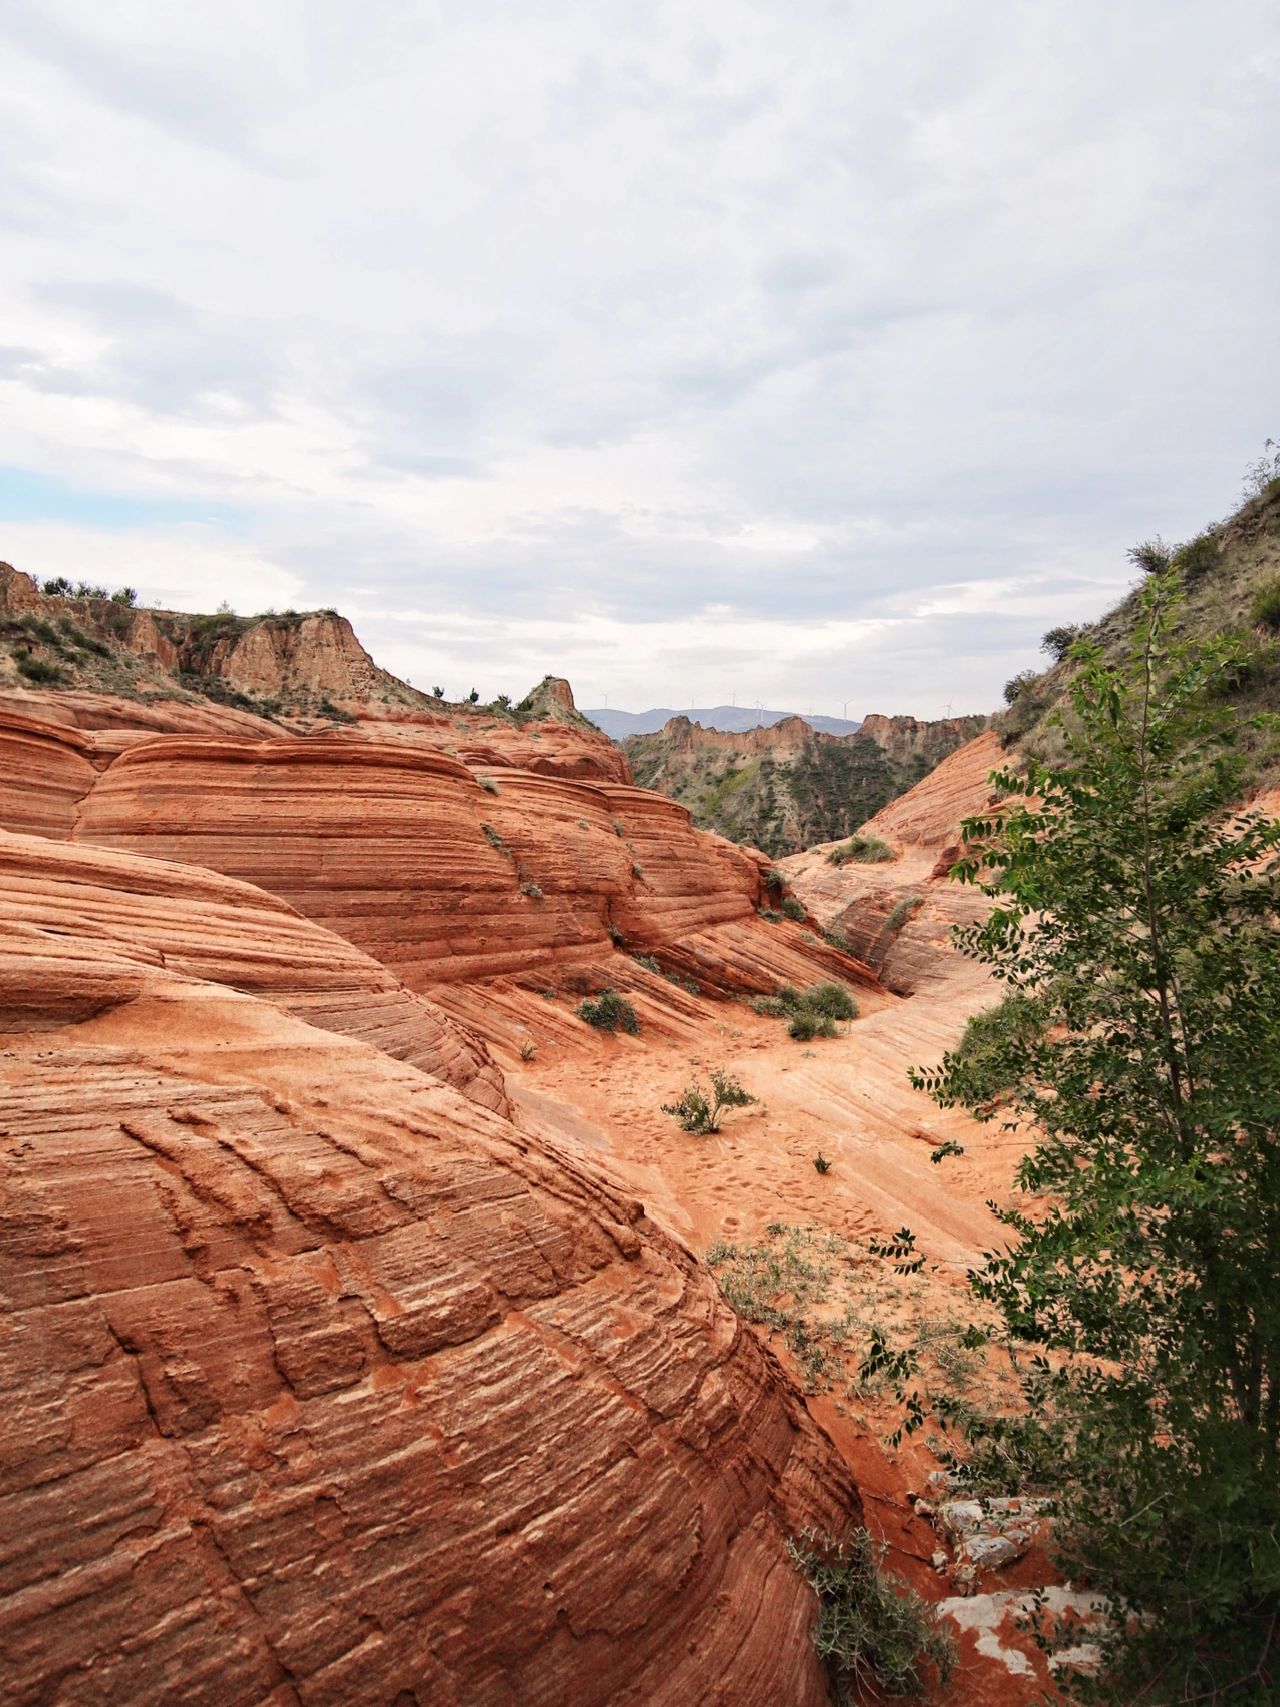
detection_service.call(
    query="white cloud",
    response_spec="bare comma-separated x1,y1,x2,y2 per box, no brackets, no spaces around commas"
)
0,0,1276,717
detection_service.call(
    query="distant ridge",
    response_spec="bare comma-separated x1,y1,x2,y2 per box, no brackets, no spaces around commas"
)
583,703,862,740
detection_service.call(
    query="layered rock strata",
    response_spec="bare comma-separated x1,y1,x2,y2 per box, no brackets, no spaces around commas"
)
0,831,506,1112
1,916,860,1706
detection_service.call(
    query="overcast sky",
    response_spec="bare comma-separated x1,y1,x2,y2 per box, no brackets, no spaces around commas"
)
1,2,1276,718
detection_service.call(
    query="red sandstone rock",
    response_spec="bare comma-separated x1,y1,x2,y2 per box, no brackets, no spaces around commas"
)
66,734,876,1005
0,830,507,1114
0,918,860,1705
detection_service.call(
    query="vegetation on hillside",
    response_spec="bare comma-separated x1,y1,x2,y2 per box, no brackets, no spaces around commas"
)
912,571,1280,1702
626,721,984,857
1000,466,1280,789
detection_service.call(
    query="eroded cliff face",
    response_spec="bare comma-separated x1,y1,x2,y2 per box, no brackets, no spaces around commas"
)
0,564,413,712
625,709,988,857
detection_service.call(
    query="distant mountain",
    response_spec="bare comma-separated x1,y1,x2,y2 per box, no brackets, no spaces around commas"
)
624,711,989,858
582,704,863,740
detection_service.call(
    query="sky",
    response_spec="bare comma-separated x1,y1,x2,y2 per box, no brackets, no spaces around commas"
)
0,2,1277,719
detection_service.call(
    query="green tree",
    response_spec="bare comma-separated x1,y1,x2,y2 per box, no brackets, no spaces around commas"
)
915,574,1280,1702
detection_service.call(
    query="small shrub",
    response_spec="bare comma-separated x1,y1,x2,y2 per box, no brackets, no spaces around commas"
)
480,776,500,794
1241,436,1280,503
317,697,357,724
780,895,806,921
799,982,858,1021
762,866,786,891
519,1038,538,1061
823,926,853,953
1041,623,1081,661
923,994,1046,1109
481,822,508,855
886,893,925,932
789,1010,837,1041
519,881,544,900
661,1067,757,1134
1251,576,1280,634
827,834,892,866
431,684,444,699
788,1528,955,1700
41,576,72,596
758,907,784,922
1001,668,1040,707
814,1153,832,1174
631,862,644,880
14,654,64,684
577,989,639,1034
612,819,625,836
1127,537,1173,576
663,969,701,995
631,953,661,973
110,586,137,606
1173,530,1220,582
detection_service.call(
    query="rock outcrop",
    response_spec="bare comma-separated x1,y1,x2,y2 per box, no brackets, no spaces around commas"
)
0,830,507,1112
1,882,860,1706
780,730,1006,997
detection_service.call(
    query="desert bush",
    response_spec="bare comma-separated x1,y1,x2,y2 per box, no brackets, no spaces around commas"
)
41,576,72,596
1127,536,1173,576
751,994,789,1017
1173,530,1220,583
14,654,64,684
788,1528,955,1700
661,1067,756,1133
20,616,66,648
577,989,639,1034
823,926,853,953
480,776,500,794
1241,436,1280,503
799,982,858,1021
827,834,893,866
519,881,544,899
1251,575,1280,633
814,1153,832,1174
779,895,806,921
481,822,508,854
110,586,137,606
631,953,661,973
1001,668,1040,706
926,994,1046,1112
788,1010,837,1041
886,893,925,932
1041,624,1081,661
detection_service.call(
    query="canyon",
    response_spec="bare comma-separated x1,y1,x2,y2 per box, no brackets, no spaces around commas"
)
0,559,1049,1706
624,709,988,857
14,481,1278,1707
